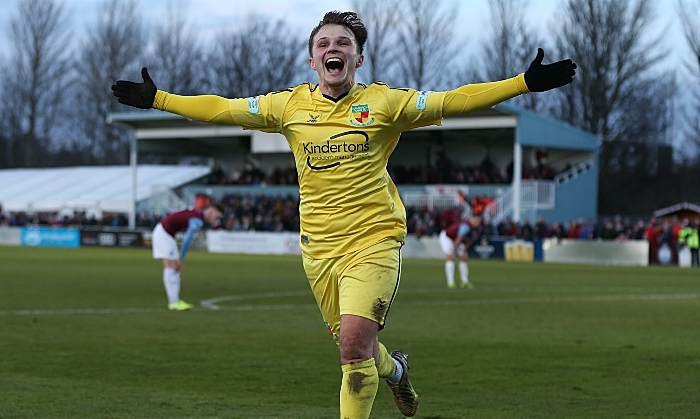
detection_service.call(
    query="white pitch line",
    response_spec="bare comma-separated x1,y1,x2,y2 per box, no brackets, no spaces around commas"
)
200,286,697,310
409,292,700,306
1,292,699,317
200,290,309,310
0,307,165,316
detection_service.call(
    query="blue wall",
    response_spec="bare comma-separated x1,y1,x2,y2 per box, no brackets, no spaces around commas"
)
535,169,598,224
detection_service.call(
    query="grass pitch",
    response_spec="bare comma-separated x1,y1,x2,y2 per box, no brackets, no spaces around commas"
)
1,246,699,418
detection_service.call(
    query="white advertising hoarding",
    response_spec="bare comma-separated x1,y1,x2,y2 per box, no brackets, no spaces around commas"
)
207,230,301,255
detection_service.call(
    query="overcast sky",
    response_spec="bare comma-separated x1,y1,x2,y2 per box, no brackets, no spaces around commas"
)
0,0,690,74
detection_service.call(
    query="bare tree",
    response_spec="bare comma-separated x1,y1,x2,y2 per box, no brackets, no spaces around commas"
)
552,0,675,171
350,0,402,85
0,0,73,167
70,0,145,164
207,15,306,98
148,0,204,95
394,0,459,90
677,0,700,154
478,0,546,111
553,0,669,138
550,0,677,216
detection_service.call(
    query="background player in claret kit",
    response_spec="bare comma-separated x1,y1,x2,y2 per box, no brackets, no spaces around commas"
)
440,214,482,289
112,9,576,418
152,203,224,311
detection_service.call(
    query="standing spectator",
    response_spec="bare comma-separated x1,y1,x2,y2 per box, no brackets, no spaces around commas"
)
600,219,617,240
678,218,700,267
507,220,521,237
672,216,684,247
479,154,495,178
567,220,581,239
658,220,676,264
520,219,534,241
497,217,512,236
578,219,595,240
631,219,646,240
481,217,495,238
533,216,548,240
551,222,567,241
645,218,661,264
435,151,453,183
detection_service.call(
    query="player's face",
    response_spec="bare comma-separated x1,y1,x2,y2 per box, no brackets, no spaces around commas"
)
205,208,223,226
309,24,363,97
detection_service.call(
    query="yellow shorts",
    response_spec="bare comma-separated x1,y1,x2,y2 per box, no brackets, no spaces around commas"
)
302,238,403,344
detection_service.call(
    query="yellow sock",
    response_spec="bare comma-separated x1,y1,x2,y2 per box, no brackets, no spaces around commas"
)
340,358,378,419
376,342,396,379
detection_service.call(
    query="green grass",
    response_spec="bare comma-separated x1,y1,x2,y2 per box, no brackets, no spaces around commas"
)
1,246,700,418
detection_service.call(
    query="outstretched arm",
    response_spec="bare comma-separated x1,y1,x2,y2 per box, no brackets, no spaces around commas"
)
111,67,235,124
442,48,576,117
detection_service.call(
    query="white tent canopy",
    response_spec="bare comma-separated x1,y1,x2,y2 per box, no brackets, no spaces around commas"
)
0,165,210,213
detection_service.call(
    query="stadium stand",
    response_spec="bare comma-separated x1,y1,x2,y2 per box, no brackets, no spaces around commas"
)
0,165,210,215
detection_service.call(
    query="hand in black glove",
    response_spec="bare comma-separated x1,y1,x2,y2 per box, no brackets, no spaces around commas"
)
524,48,577,92
111,67,157,109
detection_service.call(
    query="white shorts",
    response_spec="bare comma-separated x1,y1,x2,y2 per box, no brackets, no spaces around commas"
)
439,230,465,256
152,223,179,260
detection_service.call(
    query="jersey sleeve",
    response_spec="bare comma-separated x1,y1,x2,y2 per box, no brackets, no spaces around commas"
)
442,74,529,117
382,73,528,132
179,217,204,260
153,89,291,133
383,86,447,132
457,224,472,238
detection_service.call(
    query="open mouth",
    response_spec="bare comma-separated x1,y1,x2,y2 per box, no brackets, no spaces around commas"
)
325,57,345,74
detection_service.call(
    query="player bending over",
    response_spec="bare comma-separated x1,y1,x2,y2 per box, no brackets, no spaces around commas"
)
152,204,224,310
440,215,482,289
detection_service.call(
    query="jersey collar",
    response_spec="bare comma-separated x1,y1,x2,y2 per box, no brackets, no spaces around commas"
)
314,83,363,103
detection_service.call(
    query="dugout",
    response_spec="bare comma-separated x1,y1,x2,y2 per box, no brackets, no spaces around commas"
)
653,202,700,221
108,102,599,228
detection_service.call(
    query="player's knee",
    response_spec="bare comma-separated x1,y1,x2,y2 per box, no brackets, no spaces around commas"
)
340,343,373,364
339,333,374,364
339,315,379,364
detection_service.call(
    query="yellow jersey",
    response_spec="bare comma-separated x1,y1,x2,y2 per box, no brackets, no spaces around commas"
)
153,75,529,258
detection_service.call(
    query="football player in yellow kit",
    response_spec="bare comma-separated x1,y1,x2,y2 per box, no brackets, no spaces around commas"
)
112,10,576,418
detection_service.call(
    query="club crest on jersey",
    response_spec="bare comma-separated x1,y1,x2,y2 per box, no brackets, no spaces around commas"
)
350,104,375,127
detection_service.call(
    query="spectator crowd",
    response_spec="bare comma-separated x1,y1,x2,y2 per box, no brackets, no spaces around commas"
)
1,149,682,258
1,195,693,258
203,150,560,187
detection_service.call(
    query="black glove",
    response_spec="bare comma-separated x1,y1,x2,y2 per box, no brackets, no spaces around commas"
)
111,67,157,109
524,48,577,92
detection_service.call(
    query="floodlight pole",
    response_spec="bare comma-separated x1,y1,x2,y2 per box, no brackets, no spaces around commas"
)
129,131,137,229
512,130,522,223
